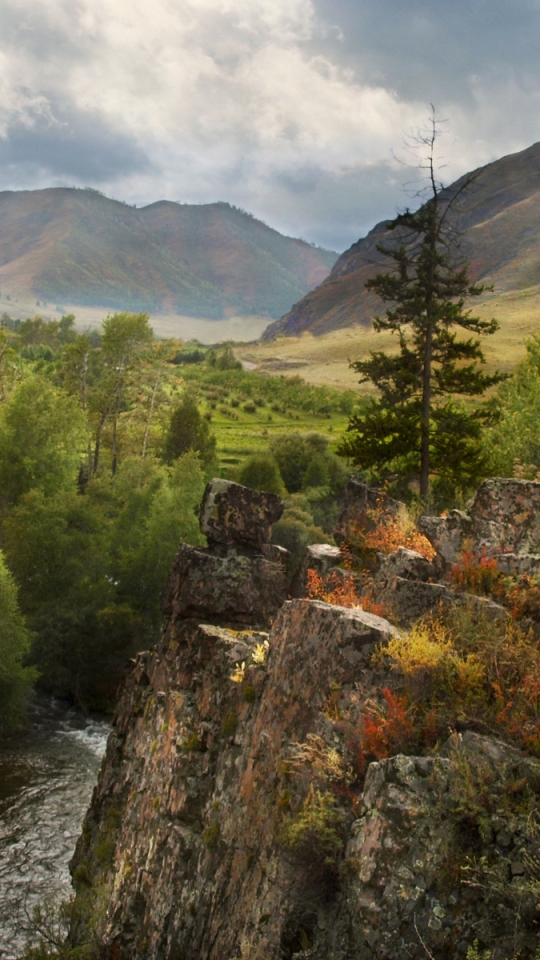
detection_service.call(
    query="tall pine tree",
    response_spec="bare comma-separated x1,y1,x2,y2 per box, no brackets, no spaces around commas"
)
339,117,506,504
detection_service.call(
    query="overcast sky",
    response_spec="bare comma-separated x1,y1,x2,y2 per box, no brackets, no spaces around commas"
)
1,0,539,251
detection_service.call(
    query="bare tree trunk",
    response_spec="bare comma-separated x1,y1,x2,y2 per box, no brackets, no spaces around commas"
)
93,408,110,474
141,377,159,460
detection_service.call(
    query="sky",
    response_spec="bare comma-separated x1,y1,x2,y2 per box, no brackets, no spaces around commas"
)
1,0,540,251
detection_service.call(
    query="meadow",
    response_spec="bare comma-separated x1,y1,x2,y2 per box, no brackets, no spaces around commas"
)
235,286,540,391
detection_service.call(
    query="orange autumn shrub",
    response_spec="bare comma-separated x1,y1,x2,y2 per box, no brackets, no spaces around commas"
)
306,568,387,617
353,688,415,776
450,547,503,597
341,500,435,561
451,549,540,622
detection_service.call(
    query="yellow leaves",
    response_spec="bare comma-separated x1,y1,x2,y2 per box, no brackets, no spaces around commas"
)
252,640,269,665
229,661,245,683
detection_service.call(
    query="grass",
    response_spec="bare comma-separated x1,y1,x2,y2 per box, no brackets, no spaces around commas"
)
235,287,540,391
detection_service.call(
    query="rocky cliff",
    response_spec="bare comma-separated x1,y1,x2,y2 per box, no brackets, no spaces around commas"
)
70,479,540,960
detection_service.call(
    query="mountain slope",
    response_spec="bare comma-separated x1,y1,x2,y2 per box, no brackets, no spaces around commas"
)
0,189,337,319
263,141,540,338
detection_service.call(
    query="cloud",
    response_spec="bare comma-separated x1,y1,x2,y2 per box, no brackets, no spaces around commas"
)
0,0,538,249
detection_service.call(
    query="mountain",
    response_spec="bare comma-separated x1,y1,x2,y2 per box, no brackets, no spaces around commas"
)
263,140,540,338
0,188,337,320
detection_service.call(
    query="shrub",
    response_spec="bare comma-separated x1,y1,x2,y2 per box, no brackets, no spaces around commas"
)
341,499,435,560
279,785,344,867
236,453,285,496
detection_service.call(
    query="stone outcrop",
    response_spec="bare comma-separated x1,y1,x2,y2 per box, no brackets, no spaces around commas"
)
199,478,284,550
69,478,540,960
419,478,540,564
161,479,289,630
70,599,397,960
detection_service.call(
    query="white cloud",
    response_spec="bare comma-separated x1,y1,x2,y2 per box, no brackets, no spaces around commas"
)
0,0,424,221
0,0,539,248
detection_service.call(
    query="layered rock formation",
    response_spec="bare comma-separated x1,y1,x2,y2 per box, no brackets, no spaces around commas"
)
69,478,540,960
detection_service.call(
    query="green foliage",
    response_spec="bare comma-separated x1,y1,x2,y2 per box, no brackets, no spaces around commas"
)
2,454,205,710
221,710,238,736
272,494,327,576
203,821,220,850
0,376,86,504
0,550,36,730
236,453,285,495
485,333,540,477
207,345,242,370
163,390,217,469
270,432,328,493
21,895,98,959
279,785,344,867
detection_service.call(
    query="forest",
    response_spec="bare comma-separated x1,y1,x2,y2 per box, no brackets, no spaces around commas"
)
0,307,539,727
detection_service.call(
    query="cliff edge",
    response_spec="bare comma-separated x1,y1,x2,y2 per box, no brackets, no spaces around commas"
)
69,480,540,960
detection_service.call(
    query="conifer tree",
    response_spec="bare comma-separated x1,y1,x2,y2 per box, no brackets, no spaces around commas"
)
339,116,506,503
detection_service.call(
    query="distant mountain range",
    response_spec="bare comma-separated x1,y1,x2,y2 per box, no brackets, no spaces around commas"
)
263,141,540,338
0,188,337,320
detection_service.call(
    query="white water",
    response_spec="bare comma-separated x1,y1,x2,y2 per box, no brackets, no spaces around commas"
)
0,698,109,958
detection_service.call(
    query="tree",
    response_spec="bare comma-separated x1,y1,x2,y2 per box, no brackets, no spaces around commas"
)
92,312,153,475
483,333,540,478
339,115,506,503
163,390,216,469
0,550,36,730
0,376,86,505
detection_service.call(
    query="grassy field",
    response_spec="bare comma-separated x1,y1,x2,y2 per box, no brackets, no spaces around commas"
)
235,287,540,391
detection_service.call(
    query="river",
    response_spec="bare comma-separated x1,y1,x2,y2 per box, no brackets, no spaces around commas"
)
0,698,109,959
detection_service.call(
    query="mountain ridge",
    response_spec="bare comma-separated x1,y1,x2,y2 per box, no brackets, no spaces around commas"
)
0,188,337,321
263,140,540,338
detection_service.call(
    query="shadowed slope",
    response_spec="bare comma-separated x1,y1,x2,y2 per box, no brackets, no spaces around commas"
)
263,141,540,338
0,189,337,320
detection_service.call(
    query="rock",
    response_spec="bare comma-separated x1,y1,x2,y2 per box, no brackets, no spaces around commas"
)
419,479,540,565
373,577,453,624
290,543,342,598
69,599,397,960
469,478,540,554
376,546,438,583
334,478,404,550
418,509,472,565
491,552,540,577
199,479,283,548
162,542,288,629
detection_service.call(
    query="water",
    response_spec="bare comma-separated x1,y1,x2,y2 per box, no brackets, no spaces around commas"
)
0,698,110,958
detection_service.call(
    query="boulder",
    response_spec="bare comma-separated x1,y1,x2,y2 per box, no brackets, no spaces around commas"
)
290,542,342,598
419,479,540,565
376,546,438,583
199,478,283,548
418,509,472,565
343,735,540,959
162,543,288,628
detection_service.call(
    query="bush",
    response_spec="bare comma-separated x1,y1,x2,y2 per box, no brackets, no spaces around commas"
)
272,495,327,576
236,453,285,496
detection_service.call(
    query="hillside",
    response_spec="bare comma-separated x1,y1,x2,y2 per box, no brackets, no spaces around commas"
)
0,189,337,320
263,140,540,338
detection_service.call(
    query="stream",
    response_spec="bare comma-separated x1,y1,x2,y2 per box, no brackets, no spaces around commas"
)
0,697,110,958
